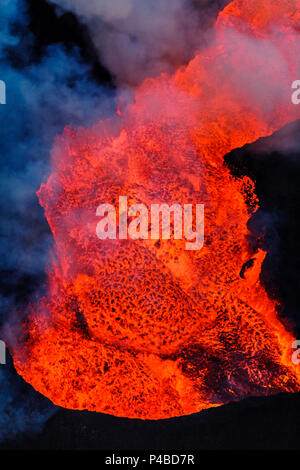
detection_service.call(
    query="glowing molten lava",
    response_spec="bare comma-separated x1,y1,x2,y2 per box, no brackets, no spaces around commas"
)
12,0,300,419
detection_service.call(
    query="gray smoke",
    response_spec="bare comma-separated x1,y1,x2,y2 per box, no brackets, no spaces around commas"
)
50,0,228,84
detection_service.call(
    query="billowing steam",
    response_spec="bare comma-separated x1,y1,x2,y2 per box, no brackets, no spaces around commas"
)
49,0,227,84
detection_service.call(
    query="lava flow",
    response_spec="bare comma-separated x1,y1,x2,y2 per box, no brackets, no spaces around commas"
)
11,0,300,419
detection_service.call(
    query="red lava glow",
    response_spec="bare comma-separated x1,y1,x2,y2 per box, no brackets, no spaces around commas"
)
11,0,300,419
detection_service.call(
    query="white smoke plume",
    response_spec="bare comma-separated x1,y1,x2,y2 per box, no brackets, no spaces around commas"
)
50,0,228,84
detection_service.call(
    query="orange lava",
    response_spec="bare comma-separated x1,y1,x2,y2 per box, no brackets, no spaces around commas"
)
11,0,300,419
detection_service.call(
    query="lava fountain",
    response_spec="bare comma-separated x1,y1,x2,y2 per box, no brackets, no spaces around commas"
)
11,0,300,419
